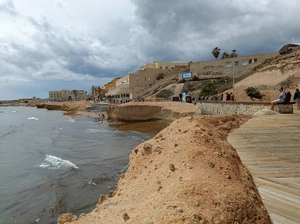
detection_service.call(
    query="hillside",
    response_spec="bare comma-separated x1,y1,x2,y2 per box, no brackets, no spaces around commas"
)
142,49,300,102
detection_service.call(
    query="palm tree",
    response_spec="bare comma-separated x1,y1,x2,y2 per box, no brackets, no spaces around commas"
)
96,86,103,101
230,49,238,58
221,52,230,59
72,90,78,100
90,86,96,100
212,47,221,59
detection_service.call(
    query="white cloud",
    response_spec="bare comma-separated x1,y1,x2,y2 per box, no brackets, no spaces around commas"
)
0,0,300,100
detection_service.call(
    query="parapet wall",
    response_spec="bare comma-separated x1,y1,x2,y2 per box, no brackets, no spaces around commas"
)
198,101,272,115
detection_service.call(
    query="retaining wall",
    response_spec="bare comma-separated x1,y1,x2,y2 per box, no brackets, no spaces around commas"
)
198,101,273,115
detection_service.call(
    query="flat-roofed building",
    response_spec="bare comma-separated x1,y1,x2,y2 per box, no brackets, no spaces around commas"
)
49,89,87,101
105,62,189,103
186,52,278,81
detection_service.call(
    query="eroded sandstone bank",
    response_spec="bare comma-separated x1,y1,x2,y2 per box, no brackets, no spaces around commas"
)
107,101,201,121
36,101,92,112
59,114,271,224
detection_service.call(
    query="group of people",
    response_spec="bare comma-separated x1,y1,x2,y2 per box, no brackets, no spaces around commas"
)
271,87,300,110
217,92,235,101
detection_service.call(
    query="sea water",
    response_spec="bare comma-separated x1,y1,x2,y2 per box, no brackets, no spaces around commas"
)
0,107,168,224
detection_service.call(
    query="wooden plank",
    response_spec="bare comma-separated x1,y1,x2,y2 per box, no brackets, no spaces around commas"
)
228,111,300,224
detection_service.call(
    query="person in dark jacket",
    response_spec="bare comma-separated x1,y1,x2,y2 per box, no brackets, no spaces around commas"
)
294,88,300,110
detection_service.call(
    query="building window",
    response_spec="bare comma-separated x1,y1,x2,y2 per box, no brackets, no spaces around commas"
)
226,62,232,67
242,60,248,66
136,77,138,81
235,61,239,66
165,66,168,69
148,84,152,88
148,77,150,81
159,66,162,69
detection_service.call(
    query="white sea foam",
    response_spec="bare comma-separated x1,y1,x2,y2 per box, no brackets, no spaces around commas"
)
84,128,109,133
38,154,79,169
28,117,39,120
11,110,16,113
64,116,75,123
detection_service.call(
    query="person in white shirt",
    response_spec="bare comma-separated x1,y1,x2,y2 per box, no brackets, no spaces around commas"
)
271,87,285,110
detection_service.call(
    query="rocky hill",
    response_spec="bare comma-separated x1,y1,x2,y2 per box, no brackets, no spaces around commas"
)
142,49,300,102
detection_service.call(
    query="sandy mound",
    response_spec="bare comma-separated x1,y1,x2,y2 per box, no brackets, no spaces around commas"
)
59,114,271,224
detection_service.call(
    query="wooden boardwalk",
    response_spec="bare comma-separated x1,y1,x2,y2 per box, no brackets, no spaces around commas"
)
227,111,300,224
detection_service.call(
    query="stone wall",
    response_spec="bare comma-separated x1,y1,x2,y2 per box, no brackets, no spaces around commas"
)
198,101,273,115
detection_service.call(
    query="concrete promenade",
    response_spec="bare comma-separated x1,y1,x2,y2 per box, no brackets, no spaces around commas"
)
227,110,300,224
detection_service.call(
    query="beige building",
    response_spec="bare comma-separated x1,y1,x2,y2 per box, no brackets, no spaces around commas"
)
187,52,278,81
104,77,122,93
49,89,87,101
105,62,189,103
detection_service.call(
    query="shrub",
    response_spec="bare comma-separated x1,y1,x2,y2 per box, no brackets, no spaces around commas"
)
192,75,200,81
244,87,263,99
199,81,218,96
156,89,173,99
156,73,165,80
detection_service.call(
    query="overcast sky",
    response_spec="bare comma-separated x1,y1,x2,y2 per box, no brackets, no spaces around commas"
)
1,0,300,100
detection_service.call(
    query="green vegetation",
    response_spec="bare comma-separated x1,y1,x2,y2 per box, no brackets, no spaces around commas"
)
156,73,165,80
215,57,275,93
192,75,200,81
199,81,218,96
244,87,263,100
178,79,186,83
212,47,221,60
156,89,173,99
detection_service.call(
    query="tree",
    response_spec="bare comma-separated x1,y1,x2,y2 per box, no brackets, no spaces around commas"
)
91,86,96,99
212,47,221,60
221,52,230,59
230,49,238,58
192,75,200,81
72,90,78,99
199,81,218,96
244,87,263,101
156,73,165,80
96,86,104,101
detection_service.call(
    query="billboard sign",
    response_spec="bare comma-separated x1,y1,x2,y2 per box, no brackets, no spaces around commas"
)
182,72,192,79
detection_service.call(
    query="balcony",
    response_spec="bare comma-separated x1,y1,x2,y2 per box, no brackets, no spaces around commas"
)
106,84,132,96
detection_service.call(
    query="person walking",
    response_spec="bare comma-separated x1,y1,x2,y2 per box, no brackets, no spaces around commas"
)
293,88,300,110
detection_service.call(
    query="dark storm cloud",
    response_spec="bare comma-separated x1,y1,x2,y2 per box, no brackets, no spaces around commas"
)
130,0,300,61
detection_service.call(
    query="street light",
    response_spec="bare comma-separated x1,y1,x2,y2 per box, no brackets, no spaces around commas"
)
232,49,236,94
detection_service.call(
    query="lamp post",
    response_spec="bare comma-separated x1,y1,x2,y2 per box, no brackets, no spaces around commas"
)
232,49,236,94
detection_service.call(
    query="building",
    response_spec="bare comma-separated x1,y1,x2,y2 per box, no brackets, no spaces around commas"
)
187,52,278,81
105,62,189,103
104,77,123,93
49,89,87,101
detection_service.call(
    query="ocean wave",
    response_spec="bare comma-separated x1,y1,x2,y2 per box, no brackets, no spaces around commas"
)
64,116,75,123
38,154,79,170
28,117,39,120
84,128,111,133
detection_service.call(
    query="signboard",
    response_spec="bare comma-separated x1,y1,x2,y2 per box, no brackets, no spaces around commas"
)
182,72,192,79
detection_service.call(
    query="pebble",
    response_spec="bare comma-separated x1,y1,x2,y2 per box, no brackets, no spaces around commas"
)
123,213,130,221
177,207,183,213
169,164,175,172
208,161,215,168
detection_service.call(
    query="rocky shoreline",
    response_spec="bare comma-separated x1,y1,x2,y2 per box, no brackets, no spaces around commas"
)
57,111,271,224
32,101,271,223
